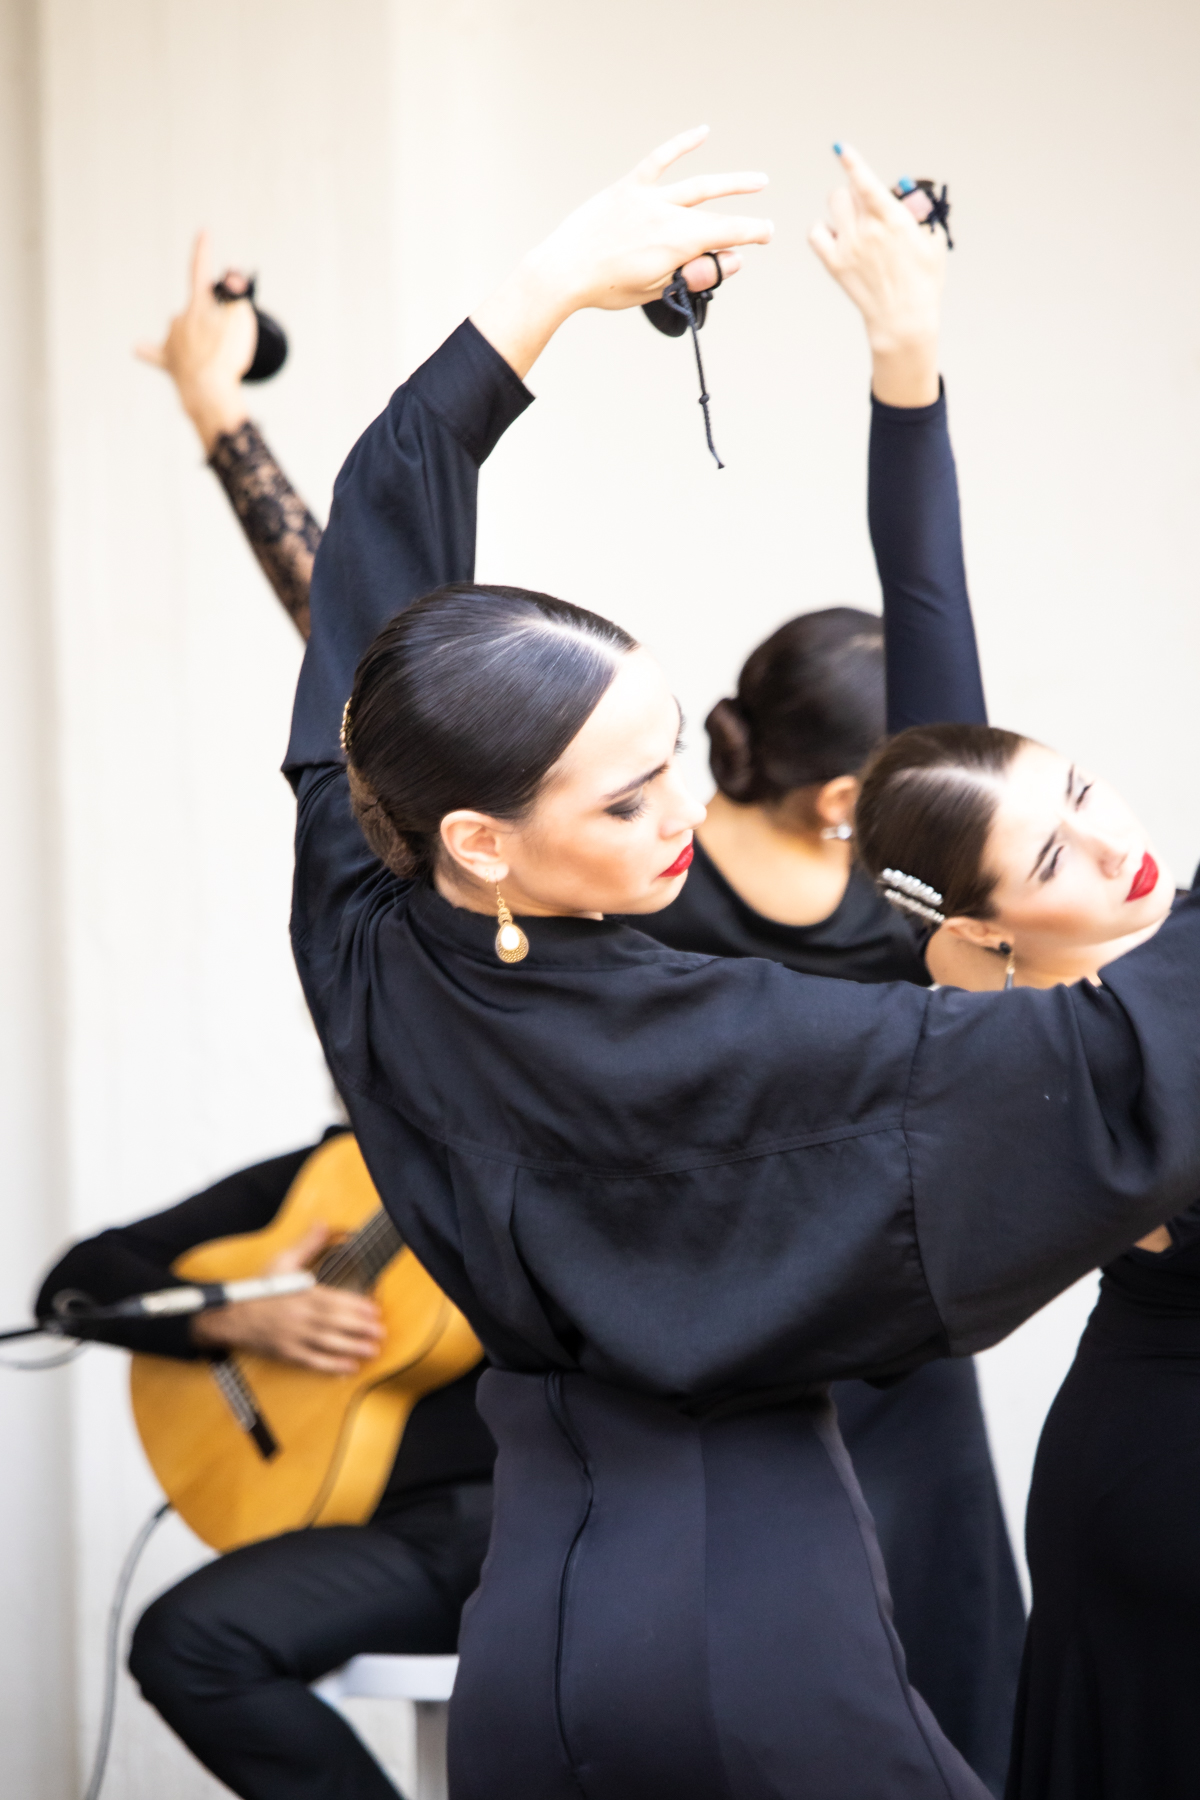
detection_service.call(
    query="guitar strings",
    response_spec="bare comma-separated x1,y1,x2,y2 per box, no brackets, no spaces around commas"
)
315,1211,388,1287
335,1211,397,1284
314,1209,403,1291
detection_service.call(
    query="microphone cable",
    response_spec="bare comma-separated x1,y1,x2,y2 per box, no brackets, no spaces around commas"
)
82,1499,173,1800
0,1278,293,1789
0,1338,86,1371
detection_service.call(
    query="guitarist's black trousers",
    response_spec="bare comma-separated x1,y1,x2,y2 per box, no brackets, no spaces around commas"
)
129,1480,491,1800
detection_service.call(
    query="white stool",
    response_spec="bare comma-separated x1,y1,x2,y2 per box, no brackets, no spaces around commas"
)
314,1654,458,1800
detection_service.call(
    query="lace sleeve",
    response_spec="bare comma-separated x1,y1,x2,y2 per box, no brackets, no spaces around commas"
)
209,421,323,640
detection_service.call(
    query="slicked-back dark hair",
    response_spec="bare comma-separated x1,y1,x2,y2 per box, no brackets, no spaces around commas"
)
705,607,885,804
343,583,636,881
855,723,1028,921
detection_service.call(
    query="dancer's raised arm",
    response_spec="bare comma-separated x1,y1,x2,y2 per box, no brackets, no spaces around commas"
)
137,232,322,639
285,127,772,777
812,144,985,734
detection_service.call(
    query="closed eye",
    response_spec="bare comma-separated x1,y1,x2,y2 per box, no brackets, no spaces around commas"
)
1038,844,1064,883
606,791,650,822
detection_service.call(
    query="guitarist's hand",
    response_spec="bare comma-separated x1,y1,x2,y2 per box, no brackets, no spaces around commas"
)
191,1222,386,1374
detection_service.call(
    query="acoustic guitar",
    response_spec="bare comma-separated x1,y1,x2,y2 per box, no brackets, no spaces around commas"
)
130,1133,483,1552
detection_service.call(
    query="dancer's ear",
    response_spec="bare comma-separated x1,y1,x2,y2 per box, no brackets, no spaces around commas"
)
814,775,859,836
940,914,1011,955
440,813,511,888
924,926,1011,992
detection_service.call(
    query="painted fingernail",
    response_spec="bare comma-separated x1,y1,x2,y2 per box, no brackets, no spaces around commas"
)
833,142,843,155
896,175,916,194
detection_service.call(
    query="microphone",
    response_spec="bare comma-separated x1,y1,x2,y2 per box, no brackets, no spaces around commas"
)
0,1274,319,1347
51,1272,317,1328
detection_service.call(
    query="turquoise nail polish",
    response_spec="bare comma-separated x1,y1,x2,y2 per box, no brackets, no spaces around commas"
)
833,141,843,155
896,175,916,195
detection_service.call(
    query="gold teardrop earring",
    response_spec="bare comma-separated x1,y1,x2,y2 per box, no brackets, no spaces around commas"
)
494,888,529,964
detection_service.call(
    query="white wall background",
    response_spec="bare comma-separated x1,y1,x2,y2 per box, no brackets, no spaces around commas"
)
1,1,1197,1793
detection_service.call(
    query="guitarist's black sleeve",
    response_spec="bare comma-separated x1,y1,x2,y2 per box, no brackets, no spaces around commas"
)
34,1138,333,1358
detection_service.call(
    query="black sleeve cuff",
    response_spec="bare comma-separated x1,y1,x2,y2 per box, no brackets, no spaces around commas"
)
407,318,535,466
870,376,946,426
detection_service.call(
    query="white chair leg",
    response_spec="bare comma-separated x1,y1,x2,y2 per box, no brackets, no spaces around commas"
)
413,1699,449,1800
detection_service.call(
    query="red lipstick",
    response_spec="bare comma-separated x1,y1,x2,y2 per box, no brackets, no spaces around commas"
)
659,841,694,879
1126,852,1159,902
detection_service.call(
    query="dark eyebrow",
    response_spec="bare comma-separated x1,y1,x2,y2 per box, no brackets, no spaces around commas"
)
1029,827,1058,880
604,762,667,803
1066,763,1075,799
602,701,684,803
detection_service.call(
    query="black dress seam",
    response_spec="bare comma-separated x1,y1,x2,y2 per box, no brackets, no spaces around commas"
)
897,1003,952,1344
812,1404,963,1800
544,1371,595,1800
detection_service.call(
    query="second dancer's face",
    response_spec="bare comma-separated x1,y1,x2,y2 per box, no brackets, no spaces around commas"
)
972,743,1174,970
466,648,708,917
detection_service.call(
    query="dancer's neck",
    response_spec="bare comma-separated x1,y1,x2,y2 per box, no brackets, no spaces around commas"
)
697,792,852,928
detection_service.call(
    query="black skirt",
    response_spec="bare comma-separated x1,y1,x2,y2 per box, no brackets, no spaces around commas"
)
835,1361,1024,1796
1008,1285,1200,1797
449,1370,990,1800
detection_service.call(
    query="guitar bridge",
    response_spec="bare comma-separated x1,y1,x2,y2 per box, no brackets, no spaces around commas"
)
211,1357,279,1460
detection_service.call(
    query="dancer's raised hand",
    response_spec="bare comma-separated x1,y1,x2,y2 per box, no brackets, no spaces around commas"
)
473,126,772,379
809,144,945,407
136,231,256,451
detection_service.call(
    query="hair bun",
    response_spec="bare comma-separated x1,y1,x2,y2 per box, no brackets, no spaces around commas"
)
346,762,425,880
705,696,756,802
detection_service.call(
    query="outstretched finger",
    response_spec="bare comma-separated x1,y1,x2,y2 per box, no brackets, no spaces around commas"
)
835,143,895,221
187,229,213,311
659,170,769,209
632,124,710,186
134,339,167,368
828,185,857,237
683,205,774,252
807,221,842,274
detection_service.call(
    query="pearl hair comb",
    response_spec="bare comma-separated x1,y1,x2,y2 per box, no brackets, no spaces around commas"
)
879,867,946,926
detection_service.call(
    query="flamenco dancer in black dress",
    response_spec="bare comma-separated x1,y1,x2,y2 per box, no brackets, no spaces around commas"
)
851,579,1200,1797
642,145,1022,1793
150,172,1021,1789
1008,1214,1200,1799
285,128,1200,1800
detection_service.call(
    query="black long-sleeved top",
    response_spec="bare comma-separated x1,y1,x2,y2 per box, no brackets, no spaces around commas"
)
285,318,1200,1401
645,384,979,981
869,384,985,739
645,841,929,981
35,1130,495,1506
